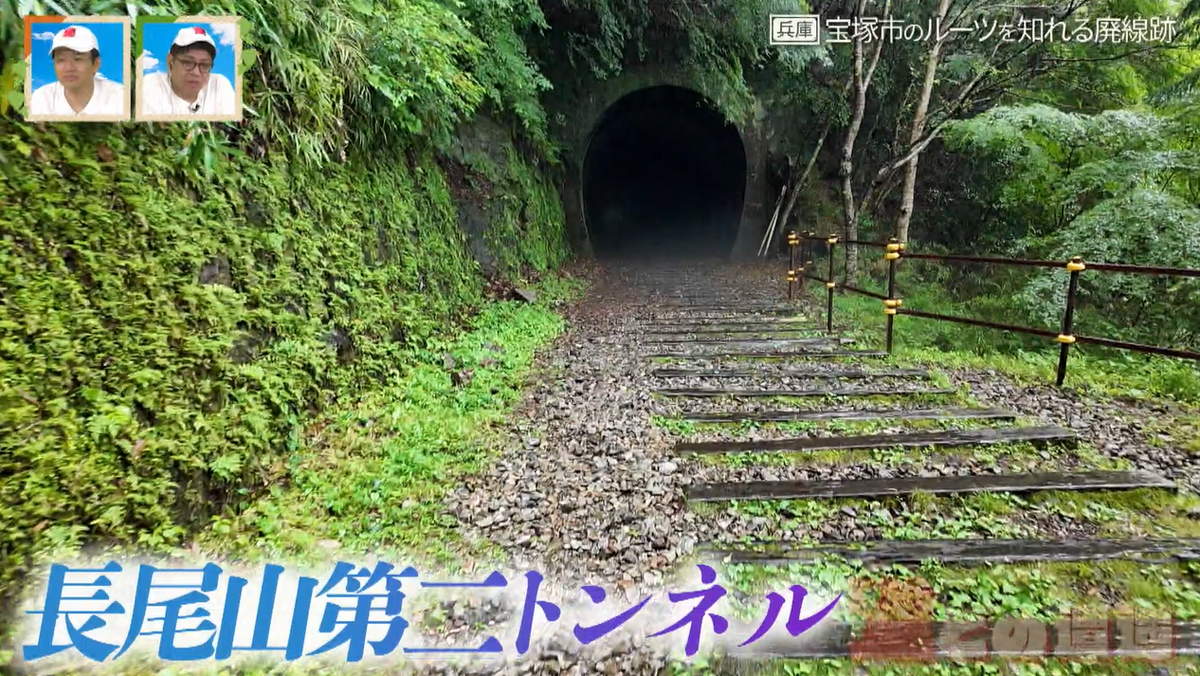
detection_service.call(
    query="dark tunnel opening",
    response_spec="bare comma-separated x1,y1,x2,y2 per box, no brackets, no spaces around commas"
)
583,86,747,259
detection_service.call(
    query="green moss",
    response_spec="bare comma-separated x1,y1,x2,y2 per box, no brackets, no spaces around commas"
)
199,287,575,567
483,146,569,274
1027,488,1200,538
0,119,570,599
698,450,797,468
653,415,701,436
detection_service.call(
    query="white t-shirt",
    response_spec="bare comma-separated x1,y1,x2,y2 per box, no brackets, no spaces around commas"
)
29,77,126,116
141,71,237,116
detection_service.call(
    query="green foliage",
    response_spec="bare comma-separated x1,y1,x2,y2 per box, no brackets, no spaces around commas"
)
234,0,556,160
537,0,770,122
200,289,573,563
652,415,699,436
0,0,579,607
814,284,1200,404
484,147,569,273
938,104,1200,351
1022,0,1194,111
354,0,487,149
1019,189,1200,345
2,0,558,163
455,0,555,156
673,0,767,121
942,105,1176,239
864,499,1024,541
0,113,569,599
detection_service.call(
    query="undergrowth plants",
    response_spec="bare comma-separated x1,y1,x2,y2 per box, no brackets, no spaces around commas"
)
199,281,579,567
805,283,1200,405
0,108,571,603
708,477,1200,655
663,314,1199,671
706,553,1200,675
2,0,582,605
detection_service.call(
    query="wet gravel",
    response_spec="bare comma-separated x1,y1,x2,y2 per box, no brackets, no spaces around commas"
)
425,259,1199,674
650,393,956,416
952,368,1200,492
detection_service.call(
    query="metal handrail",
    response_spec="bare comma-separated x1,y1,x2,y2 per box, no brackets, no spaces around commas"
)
783,230,1200,386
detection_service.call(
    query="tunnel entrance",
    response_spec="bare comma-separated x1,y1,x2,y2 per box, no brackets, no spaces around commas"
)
583,86,746,259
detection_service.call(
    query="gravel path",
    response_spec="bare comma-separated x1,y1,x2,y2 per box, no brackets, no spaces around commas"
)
447,261,792,584
953,368,1200,492
428,259,1199,674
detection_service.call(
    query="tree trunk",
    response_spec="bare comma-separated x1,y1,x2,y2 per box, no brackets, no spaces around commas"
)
838,0,887,281
839,2,866,280
773,71,856,253
777,121,832,242
894,0,952,244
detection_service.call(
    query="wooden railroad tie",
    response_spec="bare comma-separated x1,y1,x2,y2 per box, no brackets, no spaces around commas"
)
700,537,1200,566
643,350,888,360
674,406,1014,424
686,470,1172,502
655,386,955,399
651,367,930,379
674,424,1074,455
642,337,855,346
639,326,824,335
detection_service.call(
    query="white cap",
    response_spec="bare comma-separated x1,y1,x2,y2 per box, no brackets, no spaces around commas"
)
49,25,99,57
171,26,216,49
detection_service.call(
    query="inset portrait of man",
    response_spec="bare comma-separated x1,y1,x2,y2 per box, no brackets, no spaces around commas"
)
26,21,129,120
138,23,239,119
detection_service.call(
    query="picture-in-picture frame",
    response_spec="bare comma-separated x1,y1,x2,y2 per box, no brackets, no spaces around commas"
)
135,15,243,122
24,15,131,122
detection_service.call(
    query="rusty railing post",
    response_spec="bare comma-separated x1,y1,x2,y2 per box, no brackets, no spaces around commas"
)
1055,256,1085,386
786,230,799,300
797,234,806,294
802,232,814,293
826,233,838,333
884,237,903,354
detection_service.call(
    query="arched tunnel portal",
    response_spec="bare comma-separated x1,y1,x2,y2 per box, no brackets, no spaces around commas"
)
582,86,747,259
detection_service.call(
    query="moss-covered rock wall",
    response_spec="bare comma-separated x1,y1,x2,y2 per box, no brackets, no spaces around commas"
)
0,0,774,604
0,118,568,597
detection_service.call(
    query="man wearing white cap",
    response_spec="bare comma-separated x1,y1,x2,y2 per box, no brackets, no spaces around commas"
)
141,26,236,116
29,25,126,117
